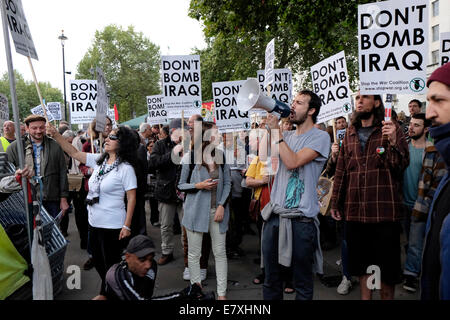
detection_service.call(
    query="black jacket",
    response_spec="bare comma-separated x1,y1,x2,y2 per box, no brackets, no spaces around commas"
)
149,136,181,203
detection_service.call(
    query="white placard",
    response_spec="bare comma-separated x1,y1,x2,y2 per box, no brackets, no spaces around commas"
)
311,51,352,124
47,102,62,121
358,0,428,95
107,109,118,128
31,104,55,122
213,80,250,133
146,95,167,126
264,39,275,89
440,32,450,66
4,0,38,60
257,69,293,117
0,94,9,123
95,68,108,132
70,80,97,124
161,55,202,118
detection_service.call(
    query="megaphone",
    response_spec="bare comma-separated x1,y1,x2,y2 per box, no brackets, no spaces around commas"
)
237,78,292,118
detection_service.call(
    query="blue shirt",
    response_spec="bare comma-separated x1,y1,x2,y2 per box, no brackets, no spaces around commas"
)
32,141,43,176
403,143,424,208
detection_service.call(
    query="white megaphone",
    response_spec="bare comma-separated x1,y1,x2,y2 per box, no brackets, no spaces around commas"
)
237,78,292,118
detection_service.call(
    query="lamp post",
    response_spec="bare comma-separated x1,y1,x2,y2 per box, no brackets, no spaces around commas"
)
58,30,68,121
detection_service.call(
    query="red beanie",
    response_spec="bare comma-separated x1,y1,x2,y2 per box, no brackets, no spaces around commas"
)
427,62,450,87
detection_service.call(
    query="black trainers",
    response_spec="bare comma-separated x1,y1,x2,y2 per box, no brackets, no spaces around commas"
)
403,275,417,293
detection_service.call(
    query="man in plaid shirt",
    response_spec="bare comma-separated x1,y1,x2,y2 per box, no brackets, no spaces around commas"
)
330,93,409,300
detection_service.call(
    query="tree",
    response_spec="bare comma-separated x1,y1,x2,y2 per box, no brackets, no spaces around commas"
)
76,25,161,122
0,71,63,121
189,0,371,92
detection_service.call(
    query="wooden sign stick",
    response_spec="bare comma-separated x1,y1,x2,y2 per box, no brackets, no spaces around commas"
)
27,56,48,121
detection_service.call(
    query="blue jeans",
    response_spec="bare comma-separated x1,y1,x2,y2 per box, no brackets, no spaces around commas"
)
262,215,317,300
43,201,60,219
404,216,427,277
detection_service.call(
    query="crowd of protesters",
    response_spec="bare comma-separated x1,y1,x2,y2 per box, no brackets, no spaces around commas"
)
3,62,450,301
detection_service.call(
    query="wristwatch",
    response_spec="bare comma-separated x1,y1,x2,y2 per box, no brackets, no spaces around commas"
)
275,139,284,145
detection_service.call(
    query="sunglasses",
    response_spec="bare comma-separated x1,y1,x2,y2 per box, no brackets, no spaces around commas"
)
108,134,119,141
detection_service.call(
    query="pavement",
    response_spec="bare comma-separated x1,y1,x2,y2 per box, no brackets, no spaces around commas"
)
56,202,419,301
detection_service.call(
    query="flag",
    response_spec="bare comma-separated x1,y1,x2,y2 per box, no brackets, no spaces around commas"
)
114,104,119,121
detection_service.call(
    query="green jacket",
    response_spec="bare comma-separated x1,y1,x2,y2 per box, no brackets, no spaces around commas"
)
7,134,69,202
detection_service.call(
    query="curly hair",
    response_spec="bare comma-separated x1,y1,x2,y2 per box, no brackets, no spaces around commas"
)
96,126,139,171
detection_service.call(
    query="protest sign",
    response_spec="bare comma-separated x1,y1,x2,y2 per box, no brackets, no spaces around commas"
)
47,102,62,121
256,69,293,117
31,104,55,122
358,0,428,95
0,94,9,125
264,39,275,89
70,80,97,124
107,109,118,128
95,68,109,132
4,0,38,60
161,55,202,118
440,32,450,66
336,129,347,141
146,95,167,125
311,51,352,124
201,101,215,122
213,80,250,133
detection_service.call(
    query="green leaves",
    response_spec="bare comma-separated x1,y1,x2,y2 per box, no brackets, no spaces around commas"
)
76,25,161,122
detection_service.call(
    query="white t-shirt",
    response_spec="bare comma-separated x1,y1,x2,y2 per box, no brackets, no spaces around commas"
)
85,153,137,229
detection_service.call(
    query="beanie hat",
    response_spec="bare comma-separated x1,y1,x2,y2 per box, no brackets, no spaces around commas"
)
427,62,450,87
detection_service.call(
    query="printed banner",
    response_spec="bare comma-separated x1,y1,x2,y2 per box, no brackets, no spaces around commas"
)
311,51,352,124
70,80,97,124
146,95,167,126
161,55,202,118
213,80,250,133
358,0,429,95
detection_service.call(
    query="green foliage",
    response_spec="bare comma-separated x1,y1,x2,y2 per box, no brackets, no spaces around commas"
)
0,71,63,121
189,0,372,93
76,25,161,122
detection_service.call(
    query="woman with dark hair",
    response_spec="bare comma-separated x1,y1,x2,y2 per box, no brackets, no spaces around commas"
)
46,124,138,299
178,121,231,300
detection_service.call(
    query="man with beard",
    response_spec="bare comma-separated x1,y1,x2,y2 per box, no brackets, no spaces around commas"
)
7,115,70,218
400,113,430,292
330,93,409,300
421,62,450,300
263,90,331,300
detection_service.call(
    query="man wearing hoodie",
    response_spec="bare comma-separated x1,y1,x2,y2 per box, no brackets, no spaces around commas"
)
421,62,450,300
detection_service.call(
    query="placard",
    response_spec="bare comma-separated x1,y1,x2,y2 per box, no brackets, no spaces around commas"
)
358,0,429,95
311,51,352,124
146,95,167,125
256,69,293,117
440,32,450,66
264,39,275,88
95,68,108,132
212,80,250,133
161,55,202,118
0,94,9,124
3,0,38,60
47,102,62,121
31,104,55,122
70,80,97,124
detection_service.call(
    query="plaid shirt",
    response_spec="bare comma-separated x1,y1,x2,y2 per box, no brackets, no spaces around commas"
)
412,141,448,221
331,123,409,223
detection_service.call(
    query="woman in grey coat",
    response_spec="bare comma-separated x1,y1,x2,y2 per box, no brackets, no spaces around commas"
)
178,122,231,300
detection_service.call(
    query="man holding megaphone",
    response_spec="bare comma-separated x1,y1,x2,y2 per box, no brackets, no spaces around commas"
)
258,90,331,300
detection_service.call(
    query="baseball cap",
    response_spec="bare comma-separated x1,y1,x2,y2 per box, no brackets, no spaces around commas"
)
169,119,187,130
126,235,156,258
427,62,450,88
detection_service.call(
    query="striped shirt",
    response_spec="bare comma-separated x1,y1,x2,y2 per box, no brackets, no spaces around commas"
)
331,123,409,223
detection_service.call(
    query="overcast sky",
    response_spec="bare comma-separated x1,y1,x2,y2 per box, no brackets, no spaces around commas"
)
0,0,206,94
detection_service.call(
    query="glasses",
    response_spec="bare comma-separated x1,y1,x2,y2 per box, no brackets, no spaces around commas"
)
108,134,119,141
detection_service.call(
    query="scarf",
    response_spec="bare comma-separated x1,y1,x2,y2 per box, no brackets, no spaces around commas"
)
86,158,120,205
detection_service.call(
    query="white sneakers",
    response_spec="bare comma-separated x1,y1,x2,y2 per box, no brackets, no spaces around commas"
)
183,267,190,281
200,268,207,281
337,276,352,295
183,267,207,281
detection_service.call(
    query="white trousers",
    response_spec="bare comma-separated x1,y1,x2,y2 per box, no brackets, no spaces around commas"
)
186,209,228,297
